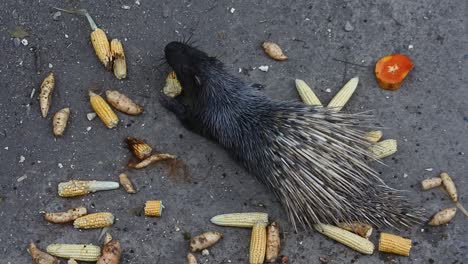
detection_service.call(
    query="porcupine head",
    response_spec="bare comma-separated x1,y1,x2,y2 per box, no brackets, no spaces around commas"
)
161,41,424,230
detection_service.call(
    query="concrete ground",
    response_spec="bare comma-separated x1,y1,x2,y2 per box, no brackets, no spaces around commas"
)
1,0,467,263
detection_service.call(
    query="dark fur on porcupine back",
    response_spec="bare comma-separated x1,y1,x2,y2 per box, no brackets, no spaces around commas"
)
160,41,423,229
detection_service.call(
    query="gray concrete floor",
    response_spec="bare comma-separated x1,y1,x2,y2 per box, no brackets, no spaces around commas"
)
1,0,467,263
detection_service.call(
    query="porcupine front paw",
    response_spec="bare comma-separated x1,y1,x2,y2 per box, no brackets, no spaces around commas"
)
158,92,194,126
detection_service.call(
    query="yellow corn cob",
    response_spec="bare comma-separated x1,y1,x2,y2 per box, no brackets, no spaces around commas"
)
110,39,126,79
73,212,114,229
126,136,153,160
145,200,163,217
46,244,101,262
313,224,374,255
327,77,359,111
378,233,412,256
368,139,397,159
89,91,119,128
364,130,383,143
91,28,112,70
58,180,119,197
295,79,322,106
210,212,269,228
249,221,267,264
163,71,183,98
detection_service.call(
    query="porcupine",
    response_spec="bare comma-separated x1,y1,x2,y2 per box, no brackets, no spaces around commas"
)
159,41,423,229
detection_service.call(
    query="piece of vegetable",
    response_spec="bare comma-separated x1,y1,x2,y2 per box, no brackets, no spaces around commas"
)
47,244,101,262
119,173,136,193
68,259,78,264
375,54,413,91
105,90,143,115
96,240,122,264
428,207,457,226
54,8,112,70
89,91,119,128
126,136,153,160
364,130,383,143
440,172,457,202
39,72,55,118
265,222,280,263
313,224,374,255
128,153,177,169
337,222,373,239
52,107,70,136
295,79,322,106
421,177,442,190
28,242,59,264
327,77,359,111
58,180,119,197
378,233,412,256
44,206,88,224
262,42,288,61
250,221,267,264
110,39,127,79
163,71,183,98
189,231,223,252
210,212,269,228
187,253,198,264
73,212,114,229
144,200,163,217
368,139,397,159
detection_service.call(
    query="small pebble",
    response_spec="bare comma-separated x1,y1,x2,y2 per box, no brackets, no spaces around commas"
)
86,126,92,132
87,113,97,121
201,249,210,256
122,5,131,9
58,163,63,168
135,0,141,5
19,155,25,163
13,38,21,47
403,173,408,178
52,11,61,20
4,147,8,150
230,7,235,13
48,63,53,69
65,34,69,38
425,168,433,171
344,21,354,32
408,44,414,50
21,39,28,46
258,65,269,72
17,175,27,182
325,88,331,93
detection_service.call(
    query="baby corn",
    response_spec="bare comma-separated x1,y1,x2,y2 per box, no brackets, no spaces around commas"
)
378,233,411,256
89,91,119,128
364,130,383,143
73,212,114,229
369,139,397,159
314,224,374,255
210,212,268,228
295,79,322,106
47,244,101,262
58,180,119,197
249,221,267,264
327,77,359,111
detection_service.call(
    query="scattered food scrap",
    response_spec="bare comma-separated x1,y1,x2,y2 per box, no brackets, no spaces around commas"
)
73,212,115,229
119,173,136,193
378,233,411,256
110,39,127,79
313,224,374,255
375,54,413,91
58,180,119,197
126,136,153,159
105,90,143,115
421,177,442,190
250,221,267,264
96,235,122,264
163,71,183,98
28,242,59,264
428,207,457,226
369,139,397,159
44,206,88,224
210,212,269,228
337,222,373,239
128,153,176,169
327,77,359,111
39,72,55,118
265,222,280,262
89,90,119,129
52,107,70,137
295,79,322,106
262,42,288,61
46,244,101,262
145,200,163,217
189,231,223,252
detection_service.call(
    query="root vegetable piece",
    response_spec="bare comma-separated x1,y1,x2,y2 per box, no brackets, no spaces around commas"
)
105,90,143,115
250,221,267,264
144,200,163,217
265,222,280,262
28,242,59,264
128,153,177,169
44,206,88,223
119,173,136,193
189,231,223,252
440,172,457,202
375,54,413,91
421,177,442,190
428,207,457,226
89,91,119,128
39,72,55,118
163,71,183,98
337,222,373,239
110,39,127,79
53,107,70,136
96,240,122,264
187,253,198,264
262,42,288,61
126,136,153,159
378,233,412,256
